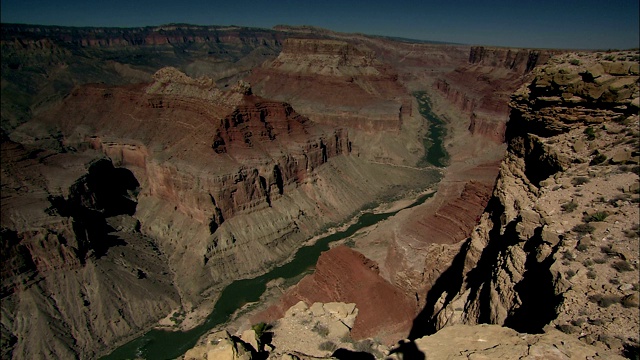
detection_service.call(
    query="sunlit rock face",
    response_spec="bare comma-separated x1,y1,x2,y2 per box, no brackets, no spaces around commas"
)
424,51,639,358
247,38,412,132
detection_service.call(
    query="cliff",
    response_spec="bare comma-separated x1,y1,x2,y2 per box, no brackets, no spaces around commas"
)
468,46,561,73
247,38,411,132
433,46,564,143
422,51,639,357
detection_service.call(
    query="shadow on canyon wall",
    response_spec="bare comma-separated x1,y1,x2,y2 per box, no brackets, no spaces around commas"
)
48,159,141,259
409,194,563,339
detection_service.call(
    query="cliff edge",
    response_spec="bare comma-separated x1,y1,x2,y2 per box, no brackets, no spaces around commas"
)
424,50,639,358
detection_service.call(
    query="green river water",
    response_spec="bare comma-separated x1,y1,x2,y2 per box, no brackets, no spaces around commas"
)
414,91,449,168
101,92,447,360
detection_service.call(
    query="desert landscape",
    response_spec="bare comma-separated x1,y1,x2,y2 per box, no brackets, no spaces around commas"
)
0,3,638,360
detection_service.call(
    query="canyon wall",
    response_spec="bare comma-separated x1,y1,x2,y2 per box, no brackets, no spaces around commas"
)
0,24,283,133
246,44,559,349
433,46,564,143
2,62,438,359
245,38,432,167
185,50,639,360
468,46,560,73
248,38,410,132
423,51,639,357
0,24,283,48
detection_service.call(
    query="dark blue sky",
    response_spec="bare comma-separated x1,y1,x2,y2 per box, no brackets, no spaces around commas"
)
2,0,638,49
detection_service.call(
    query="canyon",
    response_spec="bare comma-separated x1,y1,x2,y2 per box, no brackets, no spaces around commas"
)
1,22,637,360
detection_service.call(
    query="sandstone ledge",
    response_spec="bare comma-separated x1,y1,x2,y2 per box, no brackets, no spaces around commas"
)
392,324,626,360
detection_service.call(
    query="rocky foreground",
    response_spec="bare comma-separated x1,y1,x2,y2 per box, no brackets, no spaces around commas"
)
182,52,639,359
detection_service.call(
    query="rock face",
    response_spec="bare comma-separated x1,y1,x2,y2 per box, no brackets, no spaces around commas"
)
434,46,563,143
422,51,639,357
248,38,410,132
468,46,561,73
0,141,179,359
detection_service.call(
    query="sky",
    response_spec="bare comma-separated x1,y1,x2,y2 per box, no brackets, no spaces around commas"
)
1,0,638,50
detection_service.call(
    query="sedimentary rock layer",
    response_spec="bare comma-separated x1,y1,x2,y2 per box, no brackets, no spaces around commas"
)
247,38,411,132
433,47,562,143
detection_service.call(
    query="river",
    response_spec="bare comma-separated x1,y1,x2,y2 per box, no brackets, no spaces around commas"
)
101,92,447,359
414,91,449,168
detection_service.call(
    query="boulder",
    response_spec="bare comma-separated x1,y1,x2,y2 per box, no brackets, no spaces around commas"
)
284,301,308,318
573,139,586,152
309,302,326,317
241,329,259,352
323,302,355,319
326,319,350,339
610,149,631,164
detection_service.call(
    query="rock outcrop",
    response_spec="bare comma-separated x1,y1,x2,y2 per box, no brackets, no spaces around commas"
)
254,246,417,343
422,51,639,357
185,301,390,360
185,304,628,360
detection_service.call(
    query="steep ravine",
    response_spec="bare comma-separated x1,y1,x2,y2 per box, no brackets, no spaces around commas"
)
200,45,557,359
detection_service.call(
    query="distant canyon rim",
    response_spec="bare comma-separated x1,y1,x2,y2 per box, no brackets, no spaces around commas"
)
0,23,638,360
